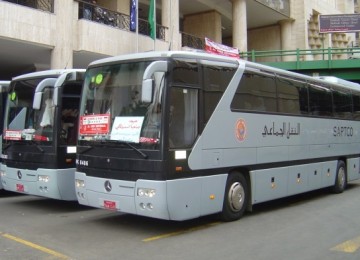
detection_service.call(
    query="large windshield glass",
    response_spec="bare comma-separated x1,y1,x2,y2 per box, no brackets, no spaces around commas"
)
79,61,165,149
4,78,55,143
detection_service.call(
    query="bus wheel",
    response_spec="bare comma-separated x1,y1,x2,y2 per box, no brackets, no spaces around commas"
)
332,160,347,194
220,173,249,222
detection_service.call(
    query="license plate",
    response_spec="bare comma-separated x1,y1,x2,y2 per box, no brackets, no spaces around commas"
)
103,200,117,210
16,184,25,192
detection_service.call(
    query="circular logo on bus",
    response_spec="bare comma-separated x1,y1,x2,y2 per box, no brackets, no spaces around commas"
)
104,180,112,192
235,119,246,142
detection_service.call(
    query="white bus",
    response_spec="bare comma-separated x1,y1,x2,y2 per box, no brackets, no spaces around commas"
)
1,69,85,200
0,81,9,190
75,51,360,221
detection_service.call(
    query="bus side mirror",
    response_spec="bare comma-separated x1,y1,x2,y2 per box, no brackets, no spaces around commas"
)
142,79,153,103
33,78,57,109
141,61,168,103
33,92,43,110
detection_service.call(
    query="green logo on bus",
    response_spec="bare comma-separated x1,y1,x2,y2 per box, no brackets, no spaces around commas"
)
10,92,16,101
95,74,103,85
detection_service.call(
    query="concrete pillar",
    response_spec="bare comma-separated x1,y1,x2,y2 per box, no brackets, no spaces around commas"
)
279,19,293,61
232,0,247,52
183,11,222,43
50,0,74,69
162,0,180,50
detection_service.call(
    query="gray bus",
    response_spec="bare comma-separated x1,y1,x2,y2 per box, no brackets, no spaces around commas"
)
0,81,9,189
1,70,85,200
75,51,360,221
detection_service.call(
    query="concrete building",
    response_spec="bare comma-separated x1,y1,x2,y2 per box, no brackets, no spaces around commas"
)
0,0,356,79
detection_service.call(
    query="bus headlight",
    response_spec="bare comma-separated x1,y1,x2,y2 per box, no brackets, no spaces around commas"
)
38,175,49,182
137,188,156,198
0,170,6,177
75,179,85,188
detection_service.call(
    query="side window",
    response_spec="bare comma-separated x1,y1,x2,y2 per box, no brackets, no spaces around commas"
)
308,82,332,117
60,83,82,144
172,59,198,86
276,77,308,115
203,65,236,122
352,92,360,120
333,89,352,119
169,87,198,148
231,71,276,112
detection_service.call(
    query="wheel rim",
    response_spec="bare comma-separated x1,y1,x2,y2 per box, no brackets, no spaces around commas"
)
337,167,346,189
228,182,245,212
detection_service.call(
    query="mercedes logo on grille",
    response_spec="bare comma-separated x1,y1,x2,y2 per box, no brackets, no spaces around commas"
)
104,180,112,192
17,170,22,179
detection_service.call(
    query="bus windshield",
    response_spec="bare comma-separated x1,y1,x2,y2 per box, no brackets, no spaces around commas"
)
79,61,164,149
4,78,55,143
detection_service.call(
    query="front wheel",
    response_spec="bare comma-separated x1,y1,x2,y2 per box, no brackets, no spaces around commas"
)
332,160,347,193
220,173,249,222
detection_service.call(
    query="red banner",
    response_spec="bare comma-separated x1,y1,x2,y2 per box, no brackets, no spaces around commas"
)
79,114,110,135
204,37,240,59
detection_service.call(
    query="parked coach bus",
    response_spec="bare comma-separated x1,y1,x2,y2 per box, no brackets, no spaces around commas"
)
1,69,85,200
75,51,360,221
0,80,9,190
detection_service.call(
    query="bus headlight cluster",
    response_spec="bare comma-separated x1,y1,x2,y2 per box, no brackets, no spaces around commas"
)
38,175,49,182
75,179,85,188
137,188,156,198
0,170,6,177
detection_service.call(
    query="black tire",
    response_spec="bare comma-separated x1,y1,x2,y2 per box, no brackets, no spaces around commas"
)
332,160,347,194
220,172,249,222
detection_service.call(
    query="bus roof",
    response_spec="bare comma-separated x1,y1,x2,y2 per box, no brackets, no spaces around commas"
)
88,51,239,67
0,80,10,86
12,69,86,82
88,51,360,92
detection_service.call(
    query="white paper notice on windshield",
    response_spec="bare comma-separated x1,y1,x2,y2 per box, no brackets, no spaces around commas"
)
110,117,144,142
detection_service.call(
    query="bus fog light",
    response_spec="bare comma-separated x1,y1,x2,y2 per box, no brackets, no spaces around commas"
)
137,188,156,198
140,203,146,209
147,203,154,210
75,179,85,188
38,175,49,182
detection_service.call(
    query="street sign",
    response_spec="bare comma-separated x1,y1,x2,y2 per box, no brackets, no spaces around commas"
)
319,14,360,33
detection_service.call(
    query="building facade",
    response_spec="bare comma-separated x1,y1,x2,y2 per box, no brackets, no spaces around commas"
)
0,0,356,79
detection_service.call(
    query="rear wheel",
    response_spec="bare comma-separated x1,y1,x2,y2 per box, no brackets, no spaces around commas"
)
332,160,347,193
220,172,249,222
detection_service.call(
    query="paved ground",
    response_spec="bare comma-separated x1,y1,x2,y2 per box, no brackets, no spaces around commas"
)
1,180,360,260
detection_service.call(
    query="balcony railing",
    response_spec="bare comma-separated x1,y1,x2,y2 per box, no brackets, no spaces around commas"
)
181,33,204,50
77,0,166,41
2,0,54,12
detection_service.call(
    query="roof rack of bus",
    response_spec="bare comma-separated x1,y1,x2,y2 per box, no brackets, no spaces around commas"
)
313,76,360,91
12,69,86,81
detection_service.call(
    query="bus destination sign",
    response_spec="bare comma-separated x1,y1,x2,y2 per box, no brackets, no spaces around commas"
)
319,14,360,33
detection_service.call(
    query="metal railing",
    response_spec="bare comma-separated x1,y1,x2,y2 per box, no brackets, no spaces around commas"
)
181,32,204,49
2,0,54,12
77,0,166,41
240,47,360,63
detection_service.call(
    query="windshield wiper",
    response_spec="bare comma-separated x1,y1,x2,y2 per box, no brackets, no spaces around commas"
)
123,141,148,159
78,139,149,159
100,140,148,159
29,140,44,153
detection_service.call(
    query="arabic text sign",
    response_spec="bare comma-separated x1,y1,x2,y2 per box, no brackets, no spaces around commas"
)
79,114,110,135
262,122,300,139
205,37,240,59
4,130,22,140
319,14,360,33
110,116,144,143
